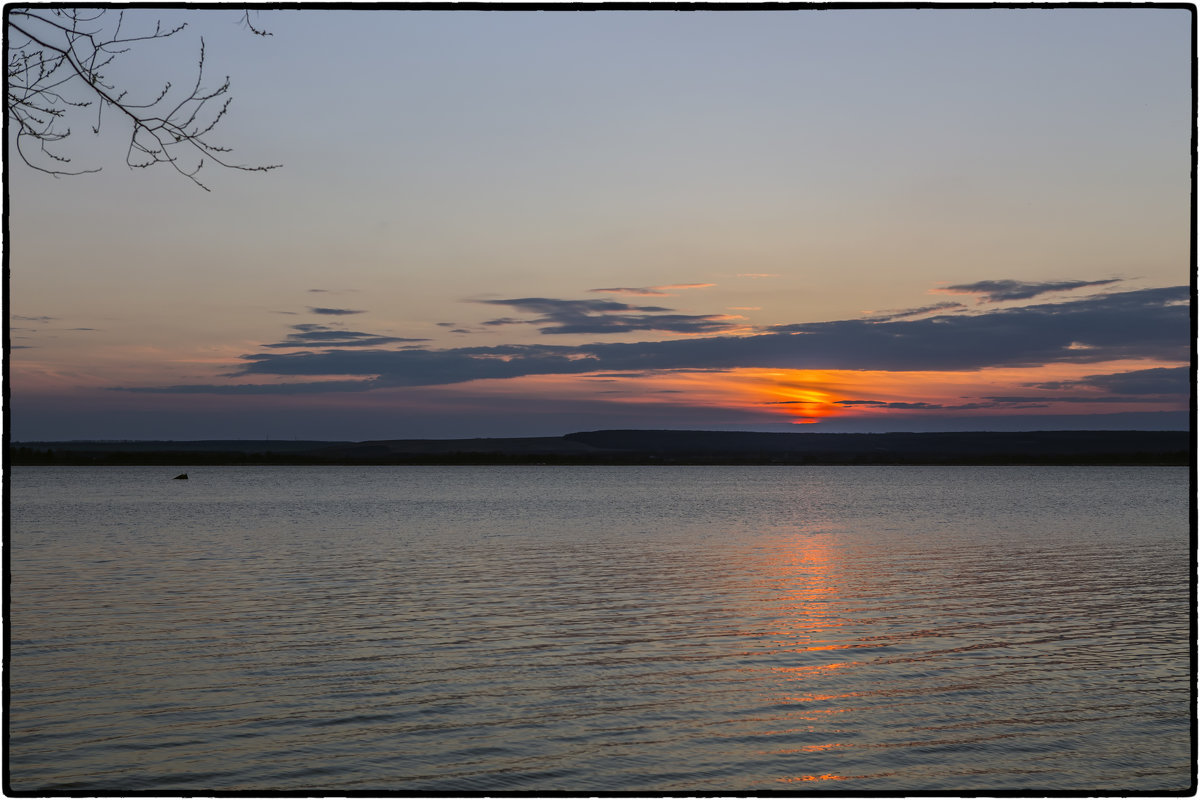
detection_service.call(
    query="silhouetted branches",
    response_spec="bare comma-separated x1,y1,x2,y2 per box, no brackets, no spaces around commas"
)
6,7,280,190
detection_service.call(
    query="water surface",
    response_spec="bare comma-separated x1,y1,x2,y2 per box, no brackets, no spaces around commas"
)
8,466,1192,792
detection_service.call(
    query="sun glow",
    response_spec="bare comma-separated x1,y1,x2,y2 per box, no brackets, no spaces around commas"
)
420,358,1188,429
749,370,847,423
741,361,1189,424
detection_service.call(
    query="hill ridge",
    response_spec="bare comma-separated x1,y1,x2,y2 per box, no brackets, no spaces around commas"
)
11,429,1191,465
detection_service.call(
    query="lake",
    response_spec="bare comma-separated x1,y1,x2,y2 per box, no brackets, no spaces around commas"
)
7,465,1193,793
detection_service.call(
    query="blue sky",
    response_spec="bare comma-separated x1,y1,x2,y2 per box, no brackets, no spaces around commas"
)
8,6,1192,440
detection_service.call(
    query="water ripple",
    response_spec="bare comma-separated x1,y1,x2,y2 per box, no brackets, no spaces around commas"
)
8,465,1191,793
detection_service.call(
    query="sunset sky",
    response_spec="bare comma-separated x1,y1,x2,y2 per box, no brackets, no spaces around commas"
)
8,6,1192,441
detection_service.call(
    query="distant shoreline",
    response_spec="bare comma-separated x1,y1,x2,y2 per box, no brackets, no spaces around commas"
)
10,429,1192,467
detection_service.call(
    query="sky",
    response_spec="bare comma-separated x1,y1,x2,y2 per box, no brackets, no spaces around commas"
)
7,5,1193,441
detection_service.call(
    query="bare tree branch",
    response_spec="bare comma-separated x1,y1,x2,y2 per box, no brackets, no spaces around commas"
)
6,7,280,190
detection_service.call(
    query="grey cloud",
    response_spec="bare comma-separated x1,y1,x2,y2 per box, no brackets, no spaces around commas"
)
117,380,377,394
1025,366,1191,396
123,285,1189,395
765,286,1187,369
308,306,365,316
542,313,737,336
264,337,426,349
435,322,483,333
938,278,1122,303
482,297,672,314
835,400,949,409
478,296,738,335
263,323,428,349
235,345,604,387
862,302,967,322
980,395,1136,404
589,283,716,297
590,287,673,297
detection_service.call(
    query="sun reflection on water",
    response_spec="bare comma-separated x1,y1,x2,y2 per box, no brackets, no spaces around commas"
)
734,530,901,784
777,773,851,782
758,534,846,646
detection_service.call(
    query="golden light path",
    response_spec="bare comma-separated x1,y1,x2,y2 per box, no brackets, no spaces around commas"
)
759,534,862,782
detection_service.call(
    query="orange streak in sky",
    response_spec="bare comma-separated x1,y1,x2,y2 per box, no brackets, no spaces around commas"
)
724,362,1189,424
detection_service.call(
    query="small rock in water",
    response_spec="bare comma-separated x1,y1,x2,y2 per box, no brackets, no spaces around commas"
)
173,473,188,480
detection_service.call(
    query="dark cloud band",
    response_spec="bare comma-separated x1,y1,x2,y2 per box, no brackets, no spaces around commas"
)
938,278,1122,303
119,285,1189,395
262,323,428,349
308,306,365,316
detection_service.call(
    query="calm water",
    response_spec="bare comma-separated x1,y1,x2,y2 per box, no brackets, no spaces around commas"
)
7,466,1193,793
